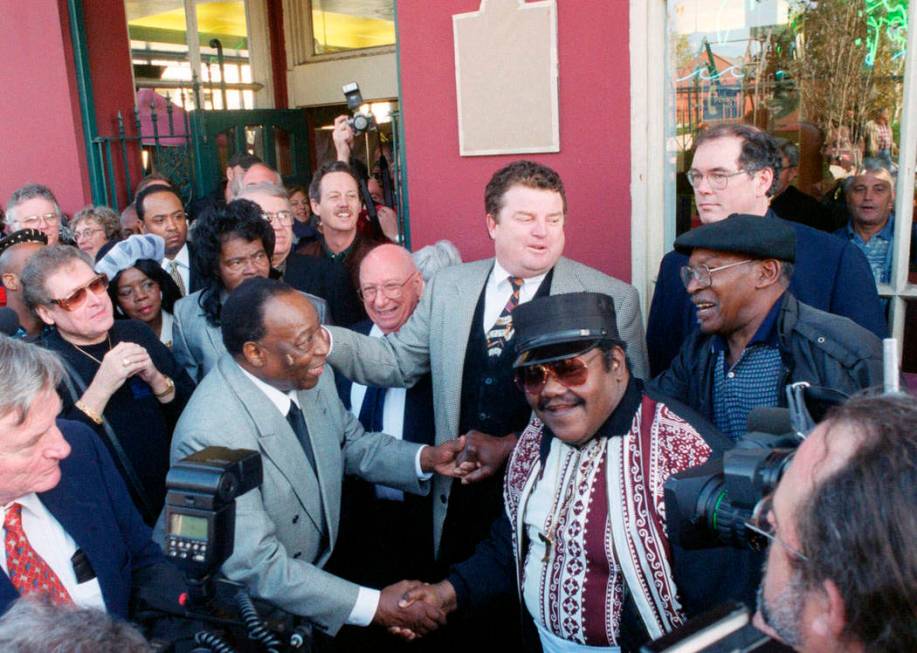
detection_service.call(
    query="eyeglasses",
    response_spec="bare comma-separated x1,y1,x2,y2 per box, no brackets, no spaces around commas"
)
745,494,808,562
358,273,417,302
19,212,58,229
221,250,269,273
679,259,752,290
74,227,105,241
146,210,187,227
685,169,750,191
514,350,602,395
48,273,109,311
262,210,294,226
117,279,158,300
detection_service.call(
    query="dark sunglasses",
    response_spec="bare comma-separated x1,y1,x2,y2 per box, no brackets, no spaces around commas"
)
514,351,602,394
48,273,109,311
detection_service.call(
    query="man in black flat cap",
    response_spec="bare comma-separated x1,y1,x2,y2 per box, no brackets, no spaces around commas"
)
389,292,731,652
0,229,49,339
648,213,883,442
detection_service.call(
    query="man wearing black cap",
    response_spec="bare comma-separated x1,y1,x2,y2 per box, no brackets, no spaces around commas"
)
392,292,728,652
0,229,48,339
645,124,886,378
649,214,883,442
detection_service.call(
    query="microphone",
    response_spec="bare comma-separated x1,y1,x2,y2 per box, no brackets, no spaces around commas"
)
0,307,21,336
746,407,791,436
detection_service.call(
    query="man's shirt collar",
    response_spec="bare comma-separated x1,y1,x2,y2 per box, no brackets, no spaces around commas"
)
846,212,895,242
165,241,190,267
490,259,548,291
236,362,300,415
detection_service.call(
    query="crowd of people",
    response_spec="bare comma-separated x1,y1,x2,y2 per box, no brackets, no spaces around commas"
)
0,118,913,653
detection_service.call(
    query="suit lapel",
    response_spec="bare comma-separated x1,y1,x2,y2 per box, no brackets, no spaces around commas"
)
220,358,325,535
39,484,116,606
439,260,493,439
549,257,586,294
297,381,338,543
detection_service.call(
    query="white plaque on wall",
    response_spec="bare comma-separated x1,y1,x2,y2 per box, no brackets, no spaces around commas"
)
453,0,559,156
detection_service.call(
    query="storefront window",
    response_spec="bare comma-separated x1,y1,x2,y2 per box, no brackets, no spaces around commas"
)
665,0,916,370
309,0,396,57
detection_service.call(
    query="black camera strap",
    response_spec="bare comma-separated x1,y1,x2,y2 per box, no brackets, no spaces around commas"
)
58,358,155,521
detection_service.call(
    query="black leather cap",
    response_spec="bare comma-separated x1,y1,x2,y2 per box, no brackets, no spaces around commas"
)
512,292,621,367
674,213,796,262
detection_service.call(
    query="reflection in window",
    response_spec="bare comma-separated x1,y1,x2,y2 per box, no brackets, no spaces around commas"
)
668,0,908,236
310,0,396,56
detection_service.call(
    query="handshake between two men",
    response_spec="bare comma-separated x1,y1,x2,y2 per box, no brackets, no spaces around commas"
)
371,429,515,637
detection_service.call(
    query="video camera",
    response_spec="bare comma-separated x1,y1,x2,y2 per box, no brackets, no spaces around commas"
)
665,382,848,553
342,81,376,135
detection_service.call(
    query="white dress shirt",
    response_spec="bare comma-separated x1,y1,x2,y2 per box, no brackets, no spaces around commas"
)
162,243,191,294
349,324,409,501
237,364,430,627
482,259,548,332
0,494,106,610
160,310,174,348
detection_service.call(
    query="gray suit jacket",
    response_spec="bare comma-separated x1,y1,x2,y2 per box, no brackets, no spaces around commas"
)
172,288,331,382
326,256,648,555
167,354,428,634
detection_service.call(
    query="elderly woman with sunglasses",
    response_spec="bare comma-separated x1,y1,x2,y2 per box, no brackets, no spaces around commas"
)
21,245,195,524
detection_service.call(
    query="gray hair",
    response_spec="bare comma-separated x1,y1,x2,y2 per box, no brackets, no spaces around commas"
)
237,181,290,203
230,166,283,199
71,205,120,240
0,337,64,426
21,245,94,311
6,184,62,226
843,157,896,192
412,240,463,282
0,598,151,652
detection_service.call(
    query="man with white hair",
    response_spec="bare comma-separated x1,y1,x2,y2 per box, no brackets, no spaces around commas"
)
0,336,181,618
5,184,63,245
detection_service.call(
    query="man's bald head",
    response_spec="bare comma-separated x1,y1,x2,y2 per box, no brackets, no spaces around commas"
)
358,244,424,334
0,241,45,280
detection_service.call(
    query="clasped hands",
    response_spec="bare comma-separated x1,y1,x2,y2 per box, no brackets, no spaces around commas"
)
420,430,518,482
373,580,457,640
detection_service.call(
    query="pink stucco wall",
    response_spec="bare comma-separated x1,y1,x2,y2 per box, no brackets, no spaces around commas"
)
0,0,90,217
397,0,632,280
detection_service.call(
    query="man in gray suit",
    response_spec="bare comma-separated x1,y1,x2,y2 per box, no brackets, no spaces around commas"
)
167,278,466,637
326,160,649,569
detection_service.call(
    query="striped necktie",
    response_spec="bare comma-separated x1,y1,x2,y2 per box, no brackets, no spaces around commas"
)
485,276,524,357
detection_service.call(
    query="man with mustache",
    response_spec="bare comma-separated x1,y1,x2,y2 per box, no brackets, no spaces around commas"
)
648,214,883,442
390,292,726,651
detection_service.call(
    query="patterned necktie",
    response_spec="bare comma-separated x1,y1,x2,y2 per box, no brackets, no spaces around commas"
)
4,503,72,605
168,260,187,296
485,276,525,357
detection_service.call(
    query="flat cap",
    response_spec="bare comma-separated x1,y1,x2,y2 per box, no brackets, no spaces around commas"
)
674,214,796,262
513,292,621,367
0,229,48,255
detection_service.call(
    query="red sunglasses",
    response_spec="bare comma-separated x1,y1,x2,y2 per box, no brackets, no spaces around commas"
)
514,351,602,394
48,273,109,311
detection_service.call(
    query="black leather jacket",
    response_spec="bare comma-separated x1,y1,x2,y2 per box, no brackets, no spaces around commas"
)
648,293,884,420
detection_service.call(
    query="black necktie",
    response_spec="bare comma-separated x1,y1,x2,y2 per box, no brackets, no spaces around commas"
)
286,402,317,475
357,385,388,432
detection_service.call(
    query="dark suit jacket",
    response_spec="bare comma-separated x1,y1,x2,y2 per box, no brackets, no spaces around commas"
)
331,320,436,584
646,210,888,377
186,241,205,295
0,420,168,619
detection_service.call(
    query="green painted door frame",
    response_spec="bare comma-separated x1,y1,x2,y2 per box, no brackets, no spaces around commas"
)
191,109,312,199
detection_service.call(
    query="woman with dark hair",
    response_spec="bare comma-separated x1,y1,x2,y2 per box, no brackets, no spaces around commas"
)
171,199,275,382
20,244,195,524
96,234,182,347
